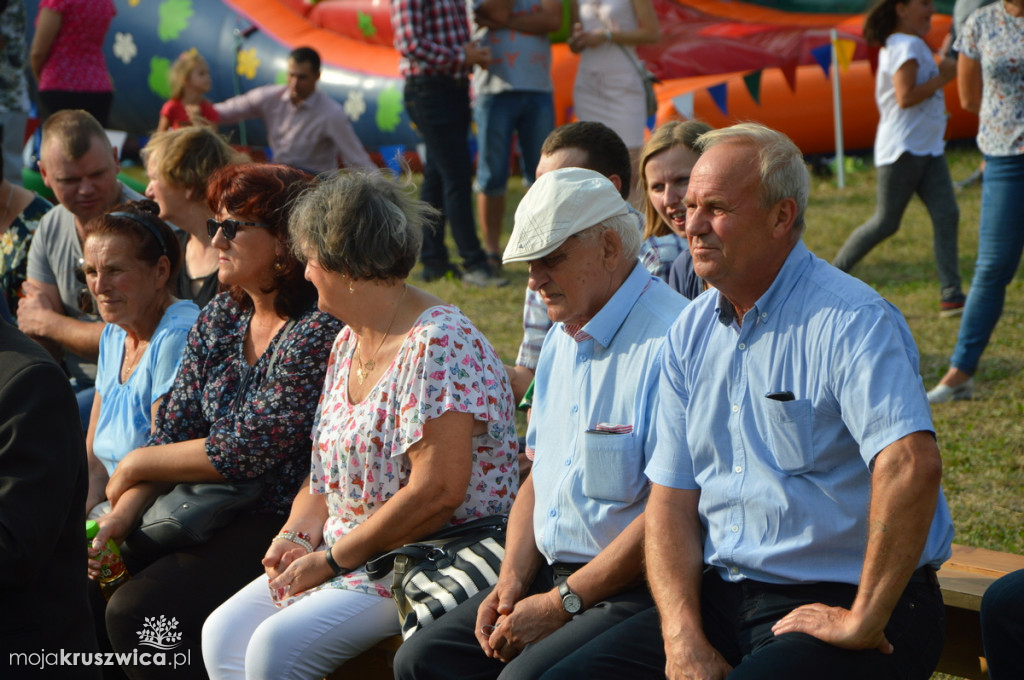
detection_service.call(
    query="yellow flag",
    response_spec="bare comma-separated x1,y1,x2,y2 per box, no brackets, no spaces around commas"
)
835,38,856,73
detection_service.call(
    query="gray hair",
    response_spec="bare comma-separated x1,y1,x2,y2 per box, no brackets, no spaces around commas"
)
289,171,435,281
576,212,642,262
694,123,809,236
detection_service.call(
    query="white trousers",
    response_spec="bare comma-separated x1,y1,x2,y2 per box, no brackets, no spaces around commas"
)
202,573,400,680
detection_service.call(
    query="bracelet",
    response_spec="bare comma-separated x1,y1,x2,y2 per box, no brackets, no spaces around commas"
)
324,548,352,577
604,29,613,43
273,531,314,554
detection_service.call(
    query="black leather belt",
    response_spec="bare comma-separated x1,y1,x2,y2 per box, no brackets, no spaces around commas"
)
551,562,587,579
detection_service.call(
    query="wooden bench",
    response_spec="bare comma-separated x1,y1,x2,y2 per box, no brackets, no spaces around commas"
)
330,543,1024,680
935,543,1024,679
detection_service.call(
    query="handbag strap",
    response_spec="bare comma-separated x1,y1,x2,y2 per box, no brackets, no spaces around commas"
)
365,515,508,580
613,41,658,83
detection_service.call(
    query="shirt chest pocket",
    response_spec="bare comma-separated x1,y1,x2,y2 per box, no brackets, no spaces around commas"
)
763,398,815,475
582,432,645,503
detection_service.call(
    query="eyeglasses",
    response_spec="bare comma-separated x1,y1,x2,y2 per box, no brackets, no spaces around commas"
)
207,218,270,240
74,258,97,316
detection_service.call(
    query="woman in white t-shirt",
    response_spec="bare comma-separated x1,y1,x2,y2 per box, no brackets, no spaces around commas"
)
833,0,963,315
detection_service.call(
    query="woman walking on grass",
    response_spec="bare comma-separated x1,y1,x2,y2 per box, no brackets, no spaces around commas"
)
832,0,965,317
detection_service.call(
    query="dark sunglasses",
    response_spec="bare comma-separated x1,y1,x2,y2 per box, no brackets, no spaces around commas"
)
74,258,96,316
207,218,270,240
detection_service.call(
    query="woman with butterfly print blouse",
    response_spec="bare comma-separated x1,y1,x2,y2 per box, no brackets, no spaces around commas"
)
203,171,518,680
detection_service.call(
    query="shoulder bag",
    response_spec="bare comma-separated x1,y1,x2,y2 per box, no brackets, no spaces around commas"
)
366,515,508,639
615,42,660,118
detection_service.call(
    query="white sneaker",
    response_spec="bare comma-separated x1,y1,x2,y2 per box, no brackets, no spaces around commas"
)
926,378,974,404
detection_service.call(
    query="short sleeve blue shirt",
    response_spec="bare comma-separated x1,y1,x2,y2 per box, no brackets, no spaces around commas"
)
93,299,199,476
529,263,686,563
646,242,954,585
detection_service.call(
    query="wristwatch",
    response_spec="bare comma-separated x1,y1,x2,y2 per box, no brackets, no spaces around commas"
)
558,580,583,615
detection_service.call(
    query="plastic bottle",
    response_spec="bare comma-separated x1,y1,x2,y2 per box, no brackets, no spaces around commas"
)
85,519,131,599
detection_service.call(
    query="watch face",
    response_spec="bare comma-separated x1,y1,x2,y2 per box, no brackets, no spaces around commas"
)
562,593,583,614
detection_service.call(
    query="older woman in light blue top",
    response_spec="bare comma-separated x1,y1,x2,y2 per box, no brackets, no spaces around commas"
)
81,201,198,517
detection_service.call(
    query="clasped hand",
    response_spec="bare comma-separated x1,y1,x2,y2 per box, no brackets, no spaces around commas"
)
266,550,332,602
475,583,569,663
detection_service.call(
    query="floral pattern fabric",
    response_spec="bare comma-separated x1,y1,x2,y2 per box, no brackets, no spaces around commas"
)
956,2,1024,157
36,0,115,93
148,292,343,514
292,305,518,601
0,196,52,318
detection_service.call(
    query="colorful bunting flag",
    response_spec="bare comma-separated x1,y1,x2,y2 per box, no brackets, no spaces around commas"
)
811,44,832,77
671,91,694,119
835,38,856,72
743,70,762,105
708,83,728,116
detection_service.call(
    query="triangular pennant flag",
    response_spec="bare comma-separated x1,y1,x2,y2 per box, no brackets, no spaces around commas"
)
835,38,856,72
779,60,798,92
811,44,832,77
671,92,695,119
743,70,762,105
708,83,728,116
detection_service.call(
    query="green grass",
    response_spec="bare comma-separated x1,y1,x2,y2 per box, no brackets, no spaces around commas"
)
413,144,1024,557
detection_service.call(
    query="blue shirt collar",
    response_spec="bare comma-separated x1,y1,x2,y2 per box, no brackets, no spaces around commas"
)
563,262,652,348
714,241,812,328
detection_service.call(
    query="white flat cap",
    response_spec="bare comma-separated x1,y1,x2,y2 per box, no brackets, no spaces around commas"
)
503,167,630,264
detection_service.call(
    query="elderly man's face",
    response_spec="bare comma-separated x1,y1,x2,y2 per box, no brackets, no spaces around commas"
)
684,142,779,293
39,136,121,227
527,228,613,327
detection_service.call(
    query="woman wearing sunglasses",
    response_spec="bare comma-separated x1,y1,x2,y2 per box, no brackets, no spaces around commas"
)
142,126,247,309
202,170,518,679
87,163,343,679
80,201,200,520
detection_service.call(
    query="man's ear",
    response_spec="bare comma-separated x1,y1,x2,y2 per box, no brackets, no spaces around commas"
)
606,174,623,194
769,197,798,241
600,226,623,271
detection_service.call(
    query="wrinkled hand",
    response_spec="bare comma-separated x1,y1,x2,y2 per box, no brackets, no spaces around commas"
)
87,512,133,580
262,538,308,581
771,603,893,654
267,550,333,601
15,284,59,338
475,581,525,657
105,451,141,507
664,632,732,680
483,590,569,663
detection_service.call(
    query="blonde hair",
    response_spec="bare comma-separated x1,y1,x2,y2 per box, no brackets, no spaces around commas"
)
169,49,208,101
142,127,247,199
639,120,712,239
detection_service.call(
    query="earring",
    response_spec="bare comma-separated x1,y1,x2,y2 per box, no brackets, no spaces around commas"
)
273,259,284,273
348,279,355,293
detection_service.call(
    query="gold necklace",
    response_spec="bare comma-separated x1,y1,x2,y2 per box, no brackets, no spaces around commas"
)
355,285,407,385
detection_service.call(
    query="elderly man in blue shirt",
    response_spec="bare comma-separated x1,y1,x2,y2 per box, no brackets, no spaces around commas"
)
540,123,954,680
393,167,686,679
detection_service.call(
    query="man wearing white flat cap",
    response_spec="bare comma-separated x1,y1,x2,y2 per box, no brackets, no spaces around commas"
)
394,167,687,679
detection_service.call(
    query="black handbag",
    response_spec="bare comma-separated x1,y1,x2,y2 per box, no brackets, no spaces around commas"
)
366,515,508,639
123,479,266,559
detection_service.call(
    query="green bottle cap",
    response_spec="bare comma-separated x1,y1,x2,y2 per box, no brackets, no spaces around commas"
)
86,519,99,540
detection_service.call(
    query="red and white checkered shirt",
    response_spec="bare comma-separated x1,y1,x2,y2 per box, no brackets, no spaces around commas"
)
391,0,472,78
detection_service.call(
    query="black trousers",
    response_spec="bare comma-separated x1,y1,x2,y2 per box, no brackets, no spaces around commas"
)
37,91,113,127
89,512,281,680
393,565,654,680
539,568,945,680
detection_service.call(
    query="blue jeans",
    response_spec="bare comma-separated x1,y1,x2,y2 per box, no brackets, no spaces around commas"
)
474,91,554,194
403,75,486,273
981,569,1024,680
950,153,1024,374
540,569,945,680
833,151,962,300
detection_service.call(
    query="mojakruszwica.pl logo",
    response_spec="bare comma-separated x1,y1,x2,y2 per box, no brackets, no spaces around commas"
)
8,615,191,670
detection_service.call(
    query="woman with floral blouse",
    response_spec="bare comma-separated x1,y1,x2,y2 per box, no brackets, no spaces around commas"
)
0,177,52,322
203,171,519,679
87,163,342,679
